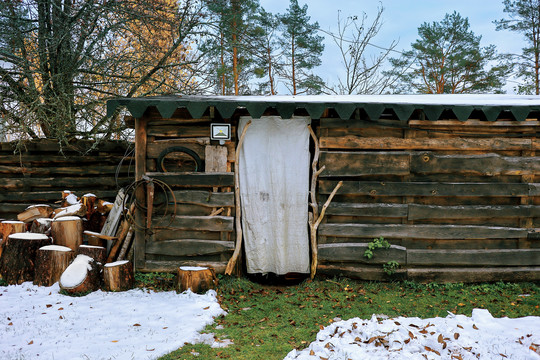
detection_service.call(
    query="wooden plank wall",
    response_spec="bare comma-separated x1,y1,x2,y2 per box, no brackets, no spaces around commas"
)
0,140,133,220
134,108,236,273
317,114,540,282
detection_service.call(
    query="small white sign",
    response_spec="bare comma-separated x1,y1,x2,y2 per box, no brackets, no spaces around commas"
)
210,123,231,141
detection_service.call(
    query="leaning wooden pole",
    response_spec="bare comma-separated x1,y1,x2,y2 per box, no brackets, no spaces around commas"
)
307,125,342,279
225,120,252,275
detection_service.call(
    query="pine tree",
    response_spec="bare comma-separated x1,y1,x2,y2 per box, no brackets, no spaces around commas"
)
494,0,540,95
251,8,281,95
387,12,508,94
278,0,325,95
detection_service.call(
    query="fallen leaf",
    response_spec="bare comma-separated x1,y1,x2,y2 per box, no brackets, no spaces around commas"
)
457,325,464,329
454,333,460,340
310,350,315,356
408,331,415,339
438,334,444,343
46,304,52,308
424,346,441,356
8,322,13,326
133,323,141,326
58,307,64,311
59,316,63,319
473,324,479,330
111,340,119,343
203,306,210,310
28,340,33,345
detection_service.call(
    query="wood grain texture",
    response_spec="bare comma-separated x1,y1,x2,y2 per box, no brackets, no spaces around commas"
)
318,243,406,264
407,249,540,266
319,151,410,176
146,239,234,257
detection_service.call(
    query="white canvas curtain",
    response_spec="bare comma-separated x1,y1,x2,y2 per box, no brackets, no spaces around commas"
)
238,116,311,275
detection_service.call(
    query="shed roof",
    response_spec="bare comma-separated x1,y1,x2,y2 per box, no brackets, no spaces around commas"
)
106,94,540,122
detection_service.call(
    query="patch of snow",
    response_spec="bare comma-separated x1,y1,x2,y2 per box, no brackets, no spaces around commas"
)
284,309,540,360
65,193,79,205
59,255,93,288
79,244,105,249
36,218,53,225
24,204,51,210
1,220,24,224
83,230,101,236
105,260,130,267
180,266,208,271
53,204,83,219
53,215,82,222
83,193,97,198
102,201,113,205
0,283,225,360
8,233,49,241
39,245,72,252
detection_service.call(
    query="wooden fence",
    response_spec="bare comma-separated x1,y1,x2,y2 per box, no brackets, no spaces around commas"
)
0,140,133,220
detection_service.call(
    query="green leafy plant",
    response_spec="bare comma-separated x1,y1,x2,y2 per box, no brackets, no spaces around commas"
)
363,236,391,259
383,261,400,275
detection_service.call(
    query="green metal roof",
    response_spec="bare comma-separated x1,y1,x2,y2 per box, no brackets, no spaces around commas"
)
106,94,540,122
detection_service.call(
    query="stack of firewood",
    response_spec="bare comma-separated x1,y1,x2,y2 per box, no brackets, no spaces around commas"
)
0,189,135,295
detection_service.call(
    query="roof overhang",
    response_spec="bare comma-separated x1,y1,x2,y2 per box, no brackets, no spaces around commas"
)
106,94,540,122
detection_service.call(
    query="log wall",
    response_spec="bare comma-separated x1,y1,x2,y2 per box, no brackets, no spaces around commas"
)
131,108,236,273
0,140,133,220
317,115,540,282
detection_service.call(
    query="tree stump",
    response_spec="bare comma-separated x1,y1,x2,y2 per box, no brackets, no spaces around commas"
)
103,260,134,292
77,244,106,264
30,218,53,235
176,266,217,294
51,216,83,251
0,220,25,258
0,233,51,284
33,245,74,287
59,254,101,295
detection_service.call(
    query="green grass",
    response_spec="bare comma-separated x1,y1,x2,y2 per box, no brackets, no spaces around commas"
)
155,276,539,360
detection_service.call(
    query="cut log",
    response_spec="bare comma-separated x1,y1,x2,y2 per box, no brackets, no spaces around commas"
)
83,230,117,248
103,260,134,291
51,216,83,251
81,193,97,219
59,254,101,295
33,245,74,287
0,220,25,258
77,244,107,264
0,233,51,284
53,203,87,219
17,204,53,223
176,266,217,294
30,218,53,235
96,199,114,214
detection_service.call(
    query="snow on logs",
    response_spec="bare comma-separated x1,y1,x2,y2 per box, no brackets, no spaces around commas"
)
176,266,217,294
33,245,74,287
103,260,134,292
0,233,51,284
59,254,101,295
77,244,107,265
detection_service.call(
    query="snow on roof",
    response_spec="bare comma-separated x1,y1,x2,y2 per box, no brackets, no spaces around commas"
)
108,94,540,121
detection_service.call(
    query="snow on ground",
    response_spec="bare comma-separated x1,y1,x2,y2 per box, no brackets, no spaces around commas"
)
0,282,226,360
285,309,540,360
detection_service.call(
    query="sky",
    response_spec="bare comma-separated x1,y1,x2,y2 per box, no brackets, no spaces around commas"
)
259,0,525,93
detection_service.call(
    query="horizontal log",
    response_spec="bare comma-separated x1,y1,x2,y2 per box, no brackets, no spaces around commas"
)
407,249,540,266
147,125,211,138
319,151,410,176
320,136,536,151
0,154,132,165
146,239,234,257
407,267,540,283
408,204,540,220
409,119,540,127
147,139,235,163
156,215,234,232
0,177,132,190
0,190,118,202
152,229,222,242
324,203,408,217
0,139,130,153
318,243,406,264
142,260,228,274
170,190,234,208
318,223,528,239
0,164,131,176
0,203,34,214
319,180,534,197
412,153,540,176
146,172,234,187
317,264,407,281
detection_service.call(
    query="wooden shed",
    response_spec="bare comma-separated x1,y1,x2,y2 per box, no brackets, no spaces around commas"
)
107,94,540,282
